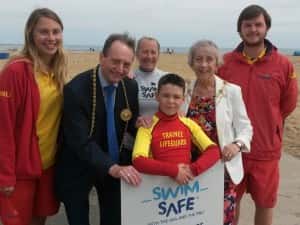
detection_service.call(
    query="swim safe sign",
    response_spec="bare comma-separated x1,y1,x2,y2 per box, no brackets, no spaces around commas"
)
121,161,223,225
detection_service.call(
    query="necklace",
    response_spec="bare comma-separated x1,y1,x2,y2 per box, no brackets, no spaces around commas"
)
193,77,215,98
191,77,226,105
89,66,131,152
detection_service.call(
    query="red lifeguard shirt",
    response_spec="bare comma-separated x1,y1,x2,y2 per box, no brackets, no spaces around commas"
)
132,111,220,177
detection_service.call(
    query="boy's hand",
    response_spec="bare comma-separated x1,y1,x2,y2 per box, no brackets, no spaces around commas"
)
174,164,194,185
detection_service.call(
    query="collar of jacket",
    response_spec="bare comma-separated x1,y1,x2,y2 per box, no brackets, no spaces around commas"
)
233,39,277,64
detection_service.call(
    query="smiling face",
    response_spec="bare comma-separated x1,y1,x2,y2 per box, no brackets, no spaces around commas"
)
156,84,184,116
100,40,134,84
136,39,159,72
33,16,63,62
239,14,268,47
191,46,218,79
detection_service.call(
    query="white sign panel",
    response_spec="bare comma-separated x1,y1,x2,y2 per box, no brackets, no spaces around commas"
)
121,161,224,225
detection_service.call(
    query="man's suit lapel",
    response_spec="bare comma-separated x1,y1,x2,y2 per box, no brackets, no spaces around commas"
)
95,66,106,134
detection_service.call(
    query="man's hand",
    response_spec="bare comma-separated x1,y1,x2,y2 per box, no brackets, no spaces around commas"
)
174,164,194,185
0,186,14,196
109,165,141,186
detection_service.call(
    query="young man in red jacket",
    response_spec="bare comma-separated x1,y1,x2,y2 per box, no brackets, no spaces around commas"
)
219,5,298,225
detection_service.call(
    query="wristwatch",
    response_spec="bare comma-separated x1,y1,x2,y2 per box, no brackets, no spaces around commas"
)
233,141,244,152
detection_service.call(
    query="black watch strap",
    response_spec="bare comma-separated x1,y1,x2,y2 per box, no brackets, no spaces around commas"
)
233,141,244,152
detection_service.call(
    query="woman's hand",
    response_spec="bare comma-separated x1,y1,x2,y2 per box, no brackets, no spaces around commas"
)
222,143,240,161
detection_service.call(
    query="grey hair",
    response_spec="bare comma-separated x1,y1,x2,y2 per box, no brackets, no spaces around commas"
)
136,36,160,53
188,40,223,67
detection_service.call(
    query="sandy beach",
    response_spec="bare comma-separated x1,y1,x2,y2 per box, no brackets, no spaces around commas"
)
1,51,298,157
0,51,299,225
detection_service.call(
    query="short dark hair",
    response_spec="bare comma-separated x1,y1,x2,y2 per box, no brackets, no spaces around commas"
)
158,73,186,94
102,33,135,56
237,5,271,32
136,37,160,53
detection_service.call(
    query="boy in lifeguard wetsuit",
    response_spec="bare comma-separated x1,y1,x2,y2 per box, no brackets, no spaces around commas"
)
132,73,220,185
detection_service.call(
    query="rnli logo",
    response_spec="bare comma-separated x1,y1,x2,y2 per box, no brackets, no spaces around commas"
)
0,90,10,98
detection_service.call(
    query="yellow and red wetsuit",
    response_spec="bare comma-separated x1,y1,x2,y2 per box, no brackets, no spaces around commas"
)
132,111,220,177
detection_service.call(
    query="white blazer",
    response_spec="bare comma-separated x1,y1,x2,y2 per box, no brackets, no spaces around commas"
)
182,75,253,184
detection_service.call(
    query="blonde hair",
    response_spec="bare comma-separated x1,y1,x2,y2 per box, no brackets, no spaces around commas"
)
13,8,68,93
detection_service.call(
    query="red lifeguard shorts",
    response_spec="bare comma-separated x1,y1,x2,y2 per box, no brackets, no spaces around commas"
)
236,158,279,208
1,167,59,225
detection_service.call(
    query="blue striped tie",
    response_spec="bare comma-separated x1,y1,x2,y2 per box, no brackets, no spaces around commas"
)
104,85,119,162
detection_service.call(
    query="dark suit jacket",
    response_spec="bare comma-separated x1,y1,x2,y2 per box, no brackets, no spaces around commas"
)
55,65,139,199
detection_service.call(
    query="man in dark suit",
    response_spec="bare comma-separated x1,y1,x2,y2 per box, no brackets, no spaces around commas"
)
55,33,141,225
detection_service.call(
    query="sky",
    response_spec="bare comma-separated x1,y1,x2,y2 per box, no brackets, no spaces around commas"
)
0,0,299,49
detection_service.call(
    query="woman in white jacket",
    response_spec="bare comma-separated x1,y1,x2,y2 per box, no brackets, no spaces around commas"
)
182,40,253,225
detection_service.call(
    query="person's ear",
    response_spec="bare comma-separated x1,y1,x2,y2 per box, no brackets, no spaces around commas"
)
99,53,104,63
182,94,185,102
155,91,159,101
